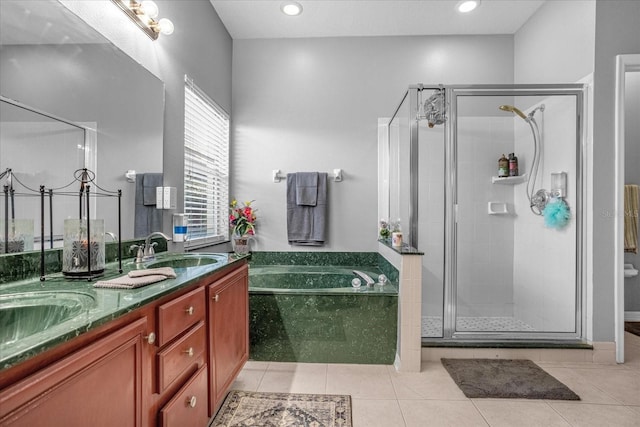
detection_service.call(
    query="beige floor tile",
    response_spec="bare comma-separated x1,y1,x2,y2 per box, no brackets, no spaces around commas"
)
629,405,640,416
549,402,640,427
541,367,622,404
256,362,328,394
398,400,489,427
230,364,268,392
243,360,270,370
351,399,406,427
473,400,571,427
566,368,640,406
388,362,467,400
326,364,396,399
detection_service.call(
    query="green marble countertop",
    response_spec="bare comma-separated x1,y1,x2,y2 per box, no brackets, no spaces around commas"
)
0,252,247,371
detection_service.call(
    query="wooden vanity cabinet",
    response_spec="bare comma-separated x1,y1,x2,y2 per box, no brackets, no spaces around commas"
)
0,260,248,427
0,317,150,427
207,264,249,415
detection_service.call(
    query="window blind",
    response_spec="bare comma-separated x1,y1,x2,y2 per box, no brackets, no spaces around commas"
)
184,75,229,248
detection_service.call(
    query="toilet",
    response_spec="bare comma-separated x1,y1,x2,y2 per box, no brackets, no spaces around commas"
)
625,263,639,278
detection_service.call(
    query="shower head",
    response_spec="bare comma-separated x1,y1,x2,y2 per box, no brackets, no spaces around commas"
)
499,104,527,120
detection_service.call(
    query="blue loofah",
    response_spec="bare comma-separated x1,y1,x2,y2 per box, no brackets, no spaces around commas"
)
543,199,571,229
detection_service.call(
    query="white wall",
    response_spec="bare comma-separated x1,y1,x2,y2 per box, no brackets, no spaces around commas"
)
512,96,578,332
624,71,640,310
514,0,596,334
232,35,513,251
456,116,515,318
514,1,595,84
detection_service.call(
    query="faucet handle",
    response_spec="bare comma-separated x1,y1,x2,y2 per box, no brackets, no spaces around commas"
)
147,242,158,257
129,244,140,254
378,274,388,286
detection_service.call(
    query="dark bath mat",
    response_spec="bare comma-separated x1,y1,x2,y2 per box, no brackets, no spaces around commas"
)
441,358,580,400
624,322,640,337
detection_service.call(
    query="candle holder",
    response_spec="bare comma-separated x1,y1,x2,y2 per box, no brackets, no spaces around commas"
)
62,218,105,277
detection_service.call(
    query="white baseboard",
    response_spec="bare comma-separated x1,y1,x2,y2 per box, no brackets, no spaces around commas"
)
625,311,640,321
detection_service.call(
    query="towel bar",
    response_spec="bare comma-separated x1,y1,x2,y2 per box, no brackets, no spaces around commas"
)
272,169,344,183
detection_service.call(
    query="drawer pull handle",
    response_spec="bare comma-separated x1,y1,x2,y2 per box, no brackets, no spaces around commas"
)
186,396,197,408
185,306,194,315
144,332,156,345
213,294,219,302
183,347,194,357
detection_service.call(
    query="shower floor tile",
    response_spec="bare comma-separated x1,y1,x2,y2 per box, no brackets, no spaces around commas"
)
422,316,537,337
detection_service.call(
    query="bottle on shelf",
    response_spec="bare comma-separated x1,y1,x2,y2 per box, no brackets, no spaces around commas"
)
508,153,519,176
498,154,509,177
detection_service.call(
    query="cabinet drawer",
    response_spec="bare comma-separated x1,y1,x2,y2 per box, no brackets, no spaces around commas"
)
157,287,205,346
157,321,206,393
159,364,208,427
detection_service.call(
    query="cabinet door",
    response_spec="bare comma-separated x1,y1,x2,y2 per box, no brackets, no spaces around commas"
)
208,264,249,414
0,317,149,427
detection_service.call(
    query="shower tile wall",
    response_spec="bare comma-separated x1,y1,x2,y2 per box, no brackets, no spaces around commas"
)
513,95,578,332
418,124,445,330
456,117,515,318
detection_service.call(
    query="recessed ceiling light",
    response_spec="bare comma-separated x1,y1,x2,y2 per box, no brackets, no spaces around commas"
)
457,0,480,13
281,1,303,16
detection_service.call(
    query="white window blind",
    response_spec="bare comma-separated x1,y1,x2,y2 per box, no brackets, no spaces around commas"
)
184,75,229,248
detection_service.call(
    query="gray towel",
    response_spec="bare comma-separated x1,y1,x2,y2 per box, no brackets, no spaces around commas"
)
143,173,162,206
287,172,327,246
296,172,318,206
134,173,163,238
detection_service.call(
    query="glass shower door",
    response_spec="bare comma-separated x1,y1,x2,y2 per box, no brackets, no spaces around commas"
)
450,88,583,339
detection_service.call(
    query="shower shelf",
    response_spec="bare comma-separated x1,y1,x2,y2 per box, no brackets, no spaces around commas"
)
491,174,527,185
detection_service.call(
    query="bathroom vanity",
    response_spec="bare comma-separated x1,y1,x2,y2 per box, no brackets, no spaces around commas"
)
0,254,248,427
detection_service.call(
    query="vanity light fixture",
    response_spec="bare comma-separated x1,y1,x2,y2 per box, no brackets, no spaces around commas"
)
280,1,303,16
111,0,174,40
457,0,481,13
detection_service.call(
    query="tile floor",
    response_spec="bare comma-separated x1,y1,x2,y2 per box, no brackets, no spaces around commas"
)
230,332,640,426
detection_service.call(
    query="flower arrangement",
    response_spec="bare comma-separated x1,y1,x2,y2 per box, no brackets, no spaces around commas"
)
229,199,257,236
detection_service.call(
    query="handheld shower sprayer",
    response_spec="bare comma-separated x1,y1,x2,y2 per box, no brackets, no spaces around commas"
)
499,104,546,215
499,104,527,120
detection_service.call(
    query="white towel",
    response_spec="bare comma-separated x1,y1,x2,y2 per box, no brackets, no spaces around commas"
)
128,267,176,278
94,267,176,289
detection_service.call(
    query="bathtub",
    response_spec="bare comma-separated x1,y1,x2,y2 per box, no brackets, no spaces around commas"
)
248,265,398,364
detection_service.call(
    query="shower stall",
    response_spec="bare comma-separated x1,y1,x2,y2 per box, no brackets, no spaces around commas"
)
382,84,586,341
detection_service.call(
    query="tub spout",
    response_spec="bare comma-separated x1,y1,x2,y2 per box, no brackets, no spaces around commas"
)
353,270,375,287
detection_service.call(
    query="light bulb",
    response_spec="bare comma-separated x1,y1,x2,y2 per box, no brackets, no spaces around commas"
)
157,18,174,35
140,0,158,18
457,0,480,13
281,2,303,16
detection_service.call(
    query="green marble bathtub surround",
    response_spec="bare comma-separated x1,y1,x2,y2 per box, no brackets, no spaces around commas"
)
249,252,379,267
249,292,397,364
377,254,399,283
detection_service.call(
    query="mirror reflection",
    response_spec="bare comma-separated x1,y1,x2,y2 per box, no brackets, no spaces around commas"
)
0,0,165,251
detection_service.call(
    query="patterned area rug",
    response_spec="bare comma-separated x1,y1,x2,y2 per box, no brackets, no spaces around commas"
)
441,358,580,400
211,390,352,427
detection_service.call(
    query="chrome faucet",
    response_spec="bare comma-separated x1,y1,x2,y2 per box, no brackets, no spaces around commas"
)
143,232,171,261
353,270,376,287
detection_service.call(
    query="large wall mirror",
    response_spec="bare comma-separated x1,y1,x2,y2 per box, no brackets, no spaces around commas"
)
0,0,164,251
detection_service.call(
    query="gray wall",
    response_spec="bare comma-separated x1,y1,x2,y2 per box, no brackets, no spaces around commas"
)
592,0,640,340
231,35,513,251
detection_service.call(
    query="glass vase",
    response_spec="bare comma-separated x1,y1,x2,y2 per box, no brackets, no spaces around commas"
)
0,219,34,253
232,233,251,256
62,219,105,277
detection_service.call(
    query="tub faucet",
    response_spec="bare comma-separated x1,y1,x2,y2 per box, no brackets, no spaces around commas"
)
143,231,171,261
353,270,375,287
